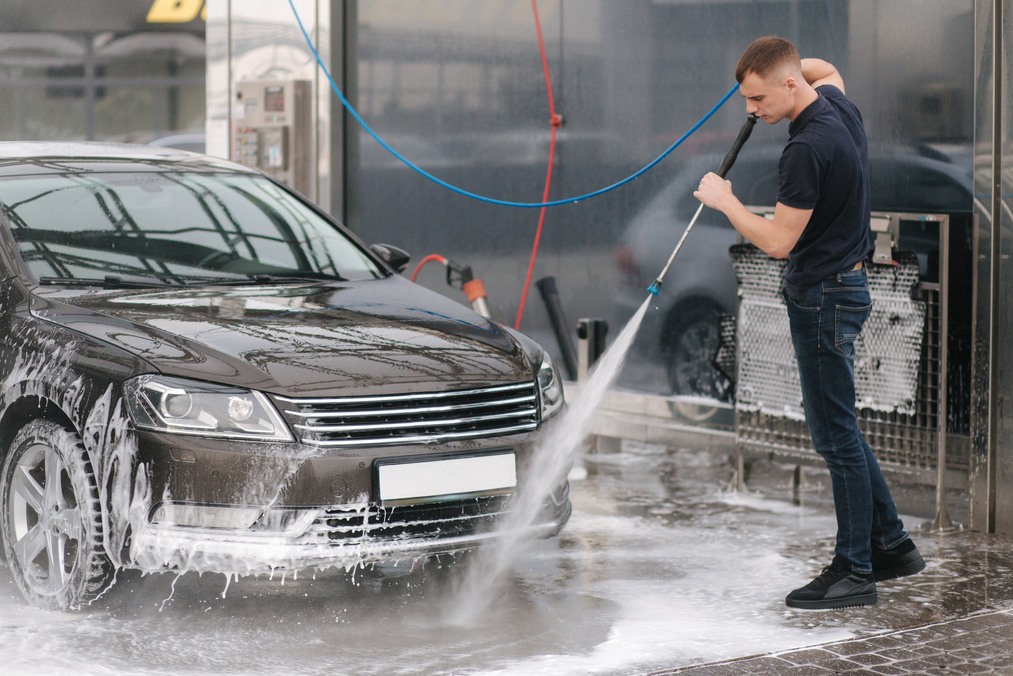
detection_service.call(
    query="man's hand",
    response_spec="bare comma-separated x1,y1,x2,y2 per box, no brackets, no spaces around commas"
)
694,172,737,212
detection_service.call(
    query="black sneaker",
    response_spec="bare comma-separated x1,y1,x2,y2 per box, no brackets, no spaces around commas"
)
871,538,925,582
785,557,877,610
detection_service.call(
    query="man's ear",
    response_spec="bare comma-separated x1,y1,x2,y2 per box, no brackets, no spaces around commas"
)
784,75,799,92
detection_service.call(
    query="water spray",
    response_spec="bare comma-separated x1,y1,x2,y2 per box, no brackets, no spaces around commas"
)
647,114,758,296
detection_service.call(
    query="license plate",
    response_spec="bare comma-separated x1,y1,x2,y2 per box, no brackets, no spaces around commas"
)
376,452,516,505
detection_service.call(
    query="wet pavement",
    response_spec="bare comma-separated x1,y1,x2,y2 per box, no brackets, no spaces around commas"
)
655,608,1013,675
1,442,1012,675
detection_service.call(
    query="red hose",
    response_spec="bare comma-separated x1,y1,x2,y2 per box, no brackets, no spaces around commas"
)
410,254,447,282
514,0,559,330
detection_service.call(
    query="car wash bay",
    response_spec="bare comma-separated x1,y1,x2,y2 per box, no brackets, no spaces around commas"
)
3,0,1013,674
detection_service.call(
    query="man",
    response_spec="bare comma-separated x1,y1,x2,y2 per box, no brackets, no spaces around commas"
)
694,37,925,610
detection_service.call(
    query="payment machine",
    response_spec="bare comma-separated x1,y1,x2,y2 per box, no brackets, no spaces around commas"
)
232,80,313,196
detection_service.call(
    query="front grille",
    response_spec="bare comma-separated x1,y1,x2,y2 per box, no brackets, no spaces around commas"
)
275,382,539,447
304,496,512,543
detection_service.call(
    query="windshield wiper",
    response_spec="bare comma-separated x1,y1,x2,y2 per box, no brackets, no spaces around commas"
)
250,273,346,283
38,275,175,289
177,273,345,286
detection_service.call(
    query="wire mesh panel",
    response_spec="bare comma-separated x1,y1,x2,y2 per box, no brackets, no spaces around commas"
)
732,242,956,471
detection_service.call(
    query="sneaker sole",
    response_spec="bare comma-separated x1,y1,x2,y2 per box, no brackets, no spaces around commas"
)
785,591,878,610
873,555,926,582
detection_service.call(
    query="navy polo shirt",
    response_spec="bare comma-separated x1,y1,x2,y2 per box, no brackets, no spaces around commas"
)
778,85,872,299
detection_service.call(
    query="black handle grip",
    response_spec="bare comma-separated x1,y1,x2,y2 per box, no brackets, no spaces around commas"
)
715,114,758,178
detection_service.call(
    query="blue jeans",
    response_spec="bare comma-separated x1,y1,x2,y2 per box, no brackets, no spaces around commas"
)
784,267,908,574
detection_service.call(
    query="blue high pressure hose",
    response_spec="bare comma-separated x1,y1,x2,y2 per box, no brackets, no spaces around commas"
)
287,0,739,209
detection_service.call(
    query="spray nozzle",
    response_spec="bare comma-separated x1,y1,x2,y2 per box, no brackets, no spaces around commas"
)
444,259,474,289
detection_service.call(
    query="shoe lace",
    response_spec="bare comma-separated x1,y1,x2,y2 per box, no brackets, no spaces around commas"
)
810,559,850,589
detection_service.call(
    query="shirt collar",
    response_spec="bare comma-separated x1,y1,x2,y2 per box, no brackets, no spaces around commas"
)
788,93,828,138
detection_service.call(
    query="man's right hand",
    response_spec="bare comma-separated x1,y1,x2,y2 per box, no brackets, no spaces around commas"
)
694,172,736,212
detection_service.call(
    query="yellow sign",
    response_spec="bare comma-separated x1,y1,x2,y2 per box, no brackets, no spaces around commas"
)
147,0,206,23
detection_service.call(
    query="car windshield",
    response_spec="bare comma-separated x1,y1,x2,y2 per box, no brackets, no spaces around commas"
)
0,171,384,285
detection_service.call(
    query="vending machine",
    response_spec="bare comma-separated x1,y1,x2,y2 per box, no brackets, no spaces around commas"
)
232,79,313,197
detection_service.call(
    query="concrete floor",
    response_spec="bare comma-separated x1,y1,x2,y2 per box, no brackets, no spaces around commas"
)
1,442,1010,676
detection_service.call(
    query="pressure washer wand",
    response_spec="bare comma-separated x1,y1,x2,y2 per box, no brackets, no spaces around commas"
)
647,114,758,296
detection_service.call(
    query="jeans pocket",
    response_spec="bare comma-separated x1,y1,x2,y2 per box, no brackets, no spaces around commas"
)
835,302,872,355
784,286,819,312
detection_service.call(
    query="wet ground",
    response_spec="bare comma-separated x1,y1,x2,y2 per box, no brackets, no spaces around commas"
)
1,442,1011,676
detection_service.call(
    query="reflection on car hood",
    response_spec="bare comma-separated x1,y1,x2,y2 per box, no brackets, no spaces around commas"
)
30,277,532,397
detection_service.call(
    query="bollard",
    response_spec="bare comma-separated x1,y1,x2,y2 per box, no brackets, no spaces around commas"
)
576,318,608,382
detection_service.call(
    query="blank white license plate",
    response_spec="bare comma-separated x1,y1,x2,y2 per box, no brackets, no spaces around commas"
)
377,452,516,504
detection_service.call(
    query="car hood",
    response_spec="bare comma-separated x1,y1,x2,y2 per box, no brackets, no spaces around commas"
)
30,277,534,397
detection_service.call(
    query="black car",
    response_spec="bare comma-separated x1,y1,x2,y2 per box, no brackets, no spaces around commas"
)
0,142,570,610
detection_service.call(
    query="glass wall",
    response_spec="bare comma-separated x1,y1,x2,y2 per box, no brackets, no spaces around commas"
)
0,0,205,145
347,0,974,407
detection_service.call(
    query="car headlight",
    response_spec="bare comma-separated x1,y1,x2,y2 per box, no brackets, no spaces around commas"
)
124,374,293,442
537,352,564,420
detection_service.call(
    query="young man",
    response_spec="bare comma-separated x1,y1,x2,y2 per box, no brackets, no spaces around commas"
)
694,36,925,609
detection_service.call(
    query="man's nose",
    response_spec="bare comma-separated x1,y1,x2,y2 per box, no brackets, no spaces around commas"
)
745,101,758,115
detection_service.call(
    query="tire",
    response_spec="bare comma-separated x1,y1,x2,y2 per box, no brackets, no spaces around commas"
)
662,302,732,402
1,419,115,610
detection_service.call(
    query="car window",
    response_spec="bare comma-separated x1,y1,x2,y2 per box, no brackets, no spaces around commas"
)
0,172,384,283
738,169,780,208
869,163,971,213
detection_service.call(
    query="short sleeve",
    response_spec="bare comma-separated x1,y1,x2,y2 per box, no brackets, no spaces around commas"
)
814,84,845,100
777,141,821,209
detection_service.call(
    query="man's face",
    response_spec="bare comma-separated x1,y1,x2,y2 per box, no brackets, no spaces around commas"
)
739,70,795,124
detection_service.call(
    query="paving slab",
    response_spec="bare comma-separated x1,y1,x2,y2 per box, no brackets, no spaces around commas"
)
650,608,1013,675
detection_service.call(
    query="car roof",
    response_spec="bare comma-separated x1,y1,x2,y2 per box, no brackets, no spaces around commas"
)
0,141,250,176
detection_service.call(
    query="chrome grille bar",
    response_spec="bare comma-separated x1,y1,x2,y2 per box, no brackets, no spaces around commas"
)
282,394,535,420
276,382,532,406
294,409,535,434
276,381,539,447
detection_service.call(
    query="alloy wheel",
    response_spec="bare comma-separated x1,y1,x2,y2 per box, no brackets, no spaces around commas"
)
1,419,114,609
8,440,85,595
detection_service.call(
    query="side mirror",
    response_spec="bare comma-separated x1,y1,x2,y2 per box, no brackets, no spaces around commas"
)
369,243,411,274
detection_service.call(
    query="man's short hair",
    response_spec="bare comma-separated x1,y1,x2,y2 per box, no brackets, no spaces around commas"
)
735,37,800,83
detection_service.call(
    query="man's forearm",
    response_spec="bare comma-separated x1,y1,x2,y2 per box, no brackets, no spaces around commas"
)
695,173,812,258
800,58,835,84
719,201,794,259
800,58,845,92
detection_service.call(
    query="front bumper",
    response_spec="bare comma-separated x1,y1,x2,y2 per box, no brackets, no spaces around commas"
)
128,487,571,576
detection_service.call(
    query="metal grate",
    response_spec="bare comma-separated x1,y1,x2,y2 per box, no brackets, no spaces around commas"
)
730,246,926,420
736,284,961,469
303,496,511,543
732,241,966,472
275,382,539,447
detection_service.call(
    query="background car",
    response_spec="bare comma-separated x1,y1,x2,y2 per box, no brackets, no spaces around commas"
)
0,142,569,610
612,142,973,400
146,132,207,153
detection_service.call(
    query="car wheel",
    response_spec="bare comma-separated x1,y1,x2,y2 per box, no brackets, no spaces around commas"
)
662,302,731,401
1,419,115,610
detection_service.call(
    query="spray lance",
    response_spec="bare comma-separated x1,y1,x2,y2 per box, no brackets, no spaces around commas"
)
647,113,758,296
